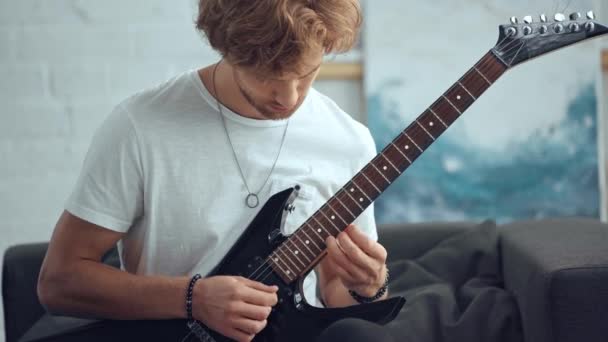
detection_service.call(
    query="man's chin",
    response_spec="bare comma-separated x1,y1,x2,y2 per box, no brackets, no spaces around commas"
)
260,108,296,120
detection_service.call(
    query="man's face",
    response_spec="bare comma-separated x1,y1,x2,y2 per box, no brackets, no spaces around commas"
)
231,49,324,120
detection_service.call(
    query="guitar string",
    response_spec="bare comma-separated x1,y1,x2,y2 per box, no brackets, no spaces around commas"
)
247,19,528,283
245,50,509,285
247,34,520,283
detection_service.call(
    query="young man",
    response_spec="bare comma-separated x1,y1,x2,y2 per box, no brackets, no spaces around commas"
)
37,1,396,341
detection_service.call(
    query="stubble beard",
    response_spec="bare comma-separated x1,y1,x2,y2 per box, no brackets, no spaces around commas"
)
234,74,305,121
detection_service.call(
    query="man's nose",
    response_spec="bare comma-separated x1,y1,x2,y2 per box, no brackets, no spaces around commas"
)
273,82,299,109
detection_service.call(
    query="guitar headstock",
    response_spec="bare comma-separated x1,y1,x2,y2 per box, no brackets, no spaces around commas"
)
493,11,608,68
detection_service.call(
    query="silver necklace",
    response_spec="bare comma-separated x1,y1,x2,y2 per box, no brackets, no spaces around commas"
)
212,61,289,208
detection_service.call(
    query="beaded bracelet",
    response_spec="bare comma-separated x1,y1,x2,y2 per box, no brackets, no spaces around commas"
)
348,267,390,304
185,274,216,342
186,273,202,322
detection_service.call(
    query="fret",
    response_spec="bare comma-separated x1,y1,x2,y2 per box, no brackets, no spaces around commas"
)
286,238,312,263
360,171,382,194
315,212,341,235
271,251,297,277
419,111,446,138
445,83,475,114
394,134,423,162
457,81,476,100
473,66,492,85
333,196,357,222
343,186,365,211
460,69,487,98
370,163,391,185
307,221,329,242
416,120,436,141
348,181,372,203
269,261,294,283
276,247,302,273
324,204,349,227
477,53,504,83
389,142,412,164
442,95,462,115
293,231,317,256
298,229,323,252
428,108,448,128
379,153,401,174
281,242,308,268
403,132,423,152
328,197,357,221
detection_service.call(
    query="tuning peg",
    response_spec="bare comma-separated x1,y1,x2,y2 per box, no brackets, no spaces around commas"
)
504,26,517,36
569,22,580,32
569,12,581,20
510,16,519,24
540,25,549,34
523,15,533,24
554,13,566,22
554,24,564,33
585,22,595,32
540,14,548,23
586,11,595,20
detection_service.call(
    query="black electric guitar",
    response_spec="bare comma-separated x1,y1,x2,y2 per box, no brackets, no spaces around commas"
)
26,11,608,342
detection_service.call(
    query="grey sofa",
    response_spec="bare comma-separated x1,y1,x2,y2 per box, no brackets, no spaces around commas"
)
3,218,608,342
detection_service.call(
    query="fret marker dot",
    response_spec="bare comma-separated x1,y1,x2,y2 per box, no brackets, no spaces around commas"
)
331,215,335,220
317,228,322,233
383,166,388,170
294,250,299,255
350,188,355,192
457,95,462,100
359,198,364,202
287,271,291,275
305,240,310,244
274,257,278,262
429,122,434,127
405,145,410,150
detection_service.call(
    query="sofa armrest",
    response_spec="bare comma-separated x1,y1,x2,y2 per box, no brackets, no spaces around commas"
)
500,218,608,342
378,221,480,262
2,242,49,342
2,242,120,342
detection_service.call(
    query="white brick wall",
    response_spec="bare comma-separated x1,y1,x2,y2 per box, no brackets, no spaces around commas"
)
0,2,363,341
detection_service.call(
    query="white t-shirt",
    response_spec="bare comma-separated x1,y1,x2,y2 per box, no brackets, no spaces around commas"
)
65,70,378,307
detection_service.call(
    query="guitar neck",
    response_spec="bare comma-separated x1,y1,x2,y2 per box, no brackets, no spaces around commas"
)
270,51,507,283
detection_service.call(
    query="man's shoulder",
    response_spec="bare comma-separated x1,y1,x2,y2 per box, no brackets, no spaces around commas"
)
307,88,366,131
307,88,376,159
120,70,194,114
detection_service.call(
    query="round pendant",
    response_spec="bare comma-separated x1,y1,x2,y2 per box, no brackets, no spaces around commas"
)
246,193,259,208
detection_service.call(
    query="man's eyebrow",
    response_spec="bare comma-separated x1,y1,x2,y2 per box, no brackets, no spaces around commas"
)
299,63,322,78
269,62,322,81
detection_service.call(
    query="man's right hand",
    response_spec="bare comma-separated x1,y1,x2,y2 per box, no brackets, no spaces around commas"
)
193,276,279,342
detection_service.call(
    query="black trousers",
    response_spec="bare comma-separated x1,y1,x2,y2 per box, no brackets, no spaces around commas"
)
25,318,395,342
315,318,396,342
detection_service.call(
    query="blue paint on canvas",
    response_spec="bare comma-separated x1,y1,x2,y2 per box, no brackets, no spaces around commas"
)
369,81,600,224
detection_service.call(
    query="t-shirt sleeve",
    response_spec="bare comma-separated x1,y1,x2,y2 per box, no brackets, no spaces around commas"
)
65,105,144,232
352,127,379,242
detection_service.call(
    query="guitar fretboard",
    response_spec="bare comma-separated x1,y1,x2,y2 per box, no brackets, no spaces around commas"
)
269,51,507,283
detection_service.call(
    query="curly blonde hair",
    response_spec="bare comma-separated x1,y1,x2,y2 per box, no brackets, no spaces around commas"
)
195,0,361,74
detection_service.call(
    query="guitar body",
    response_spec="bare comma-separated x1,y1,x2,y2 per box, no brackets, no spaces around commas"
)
201,186,405,342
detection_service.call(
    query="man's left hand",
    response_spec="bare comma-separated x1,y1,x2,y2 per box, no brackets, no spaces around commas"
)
324,224,387,297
